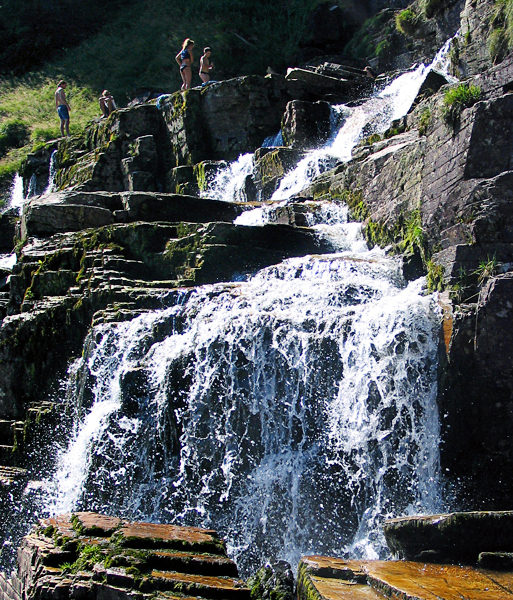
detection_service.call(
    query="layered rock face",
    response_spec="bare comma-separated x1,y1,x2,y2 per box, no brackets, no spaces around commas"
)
0,512,247,600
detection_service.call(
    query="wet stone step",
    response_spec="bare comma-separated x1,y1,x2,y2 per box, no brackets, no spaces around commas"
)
0,445,16,466
298,556,513,600
15,512,243,600
149,550,239,576
365,560,513,600
150,571,249,600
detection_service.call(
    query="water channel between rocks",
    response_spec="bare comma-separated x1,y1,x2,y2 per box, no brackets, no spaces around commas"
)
5,43,454,576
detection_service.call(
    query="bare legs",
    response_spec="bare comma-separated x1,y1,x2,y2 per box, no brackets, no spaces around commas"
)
181,66,192,90
60,118,70,136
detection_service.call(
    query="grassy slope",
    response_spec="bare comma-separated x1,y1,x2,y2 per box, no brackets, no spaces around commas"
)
0,0,320,202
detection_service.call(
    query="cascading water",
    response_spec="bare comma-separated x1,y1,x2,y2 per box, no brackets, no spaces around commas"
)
41,203,442,574
2,43,453,576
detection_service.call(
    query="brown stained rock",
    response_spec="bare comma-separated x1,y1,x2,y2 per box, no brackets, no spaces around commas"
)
309,576,381,600
300,556,366,582
299,555,513,600
150,550,238,576
39,514,78,540
14,513,242,600
118,523,224,553
73,512,123,536
150,571,249,599
364,561,513,600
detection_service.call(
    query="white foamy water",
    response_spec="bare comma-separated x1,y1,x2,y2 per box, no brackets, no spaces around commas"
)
6,173,24,212
201,153,254,202
9,43,453,577
43,199,442,573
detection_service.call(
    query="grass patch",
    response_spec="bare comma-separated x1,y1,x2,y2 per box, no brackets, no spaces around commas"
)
488,0,513,63
442,82,481,127
0,76,98,198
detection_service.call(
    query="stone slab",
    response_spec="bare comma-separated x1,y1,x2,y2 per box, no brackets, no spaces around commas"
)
365,560,513,600
384,511,513,563
298,555,513,600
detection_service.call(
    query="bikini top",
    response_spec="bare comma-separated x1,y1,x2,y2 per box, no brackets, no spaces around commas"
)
180,48,190,61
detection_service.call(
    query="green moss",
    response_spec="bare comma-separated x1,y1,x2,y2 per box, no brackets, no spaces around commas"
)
418,107,432,136
338,189,369,222
488,27,509,62
488,0,513,63
427,259,444,291
474,255,498,285
61,543,105,574
442,83,481,127
395,9,420,36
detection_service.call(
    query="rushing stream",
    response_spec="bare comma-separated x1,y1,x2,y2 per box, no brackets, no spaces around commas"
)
2,44,453,575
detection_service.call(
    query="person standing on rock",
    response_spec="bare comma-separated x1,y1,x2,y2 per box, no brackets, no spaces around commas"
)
99,90,117,118
176,38,195,90
55,80,71,137
199,47,214,84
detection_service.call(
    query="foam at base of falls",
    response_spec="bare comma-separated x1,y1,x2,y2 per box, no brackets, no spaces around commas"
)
42,236,442,574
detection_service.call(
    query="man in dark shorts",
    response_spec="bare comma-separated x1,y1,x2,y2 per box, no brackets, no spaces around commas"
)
55,80,71,136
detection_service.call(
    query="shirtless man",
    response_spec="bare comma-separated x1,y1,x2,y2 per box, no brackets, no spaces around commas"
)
199,47,214,84
55,80,71,136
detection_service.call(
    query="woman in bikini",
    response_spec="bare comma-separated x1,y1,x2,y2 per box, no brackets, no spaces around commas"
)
199,47,214,84
176,38,195,90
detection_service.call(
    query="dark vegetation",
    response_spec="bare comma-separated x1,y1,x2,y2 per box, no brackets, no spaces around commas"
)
0,0,130,75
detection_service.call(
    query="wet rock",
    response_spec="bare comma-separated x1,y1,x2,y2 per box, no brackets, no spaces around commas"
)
22,195,114,237
19,140,59,198
297,554,513,600
253,148,306,200
5,512,247,600
384,511,513,564
161,75,289,167
478,552,513,571
120,192,244,223
282,100,331,150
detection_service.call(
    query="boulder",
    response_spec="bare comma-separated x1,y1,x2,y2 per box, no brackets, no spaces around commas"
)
384,512,513,564
248,561,294,600
282,100,332,149
161,75,289,166
21,192,119,237
200,74,289,160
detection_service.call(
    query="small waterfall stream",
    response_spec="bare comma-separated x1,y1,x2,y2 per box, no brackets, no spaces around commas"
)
4,43,454,576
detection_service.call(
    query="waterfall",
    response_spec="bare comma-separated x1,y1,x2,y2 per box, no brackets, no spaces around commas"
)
273,39,454,199
40,201,442,574
201,153,254,202
43,150,58,195
3,44,452,577
5,173,24,213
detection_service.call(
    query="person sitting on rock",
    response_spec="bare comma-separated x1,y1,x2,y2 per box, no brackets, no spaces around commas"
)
99,90,117,118
199,47,214,84
176,38,195,90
